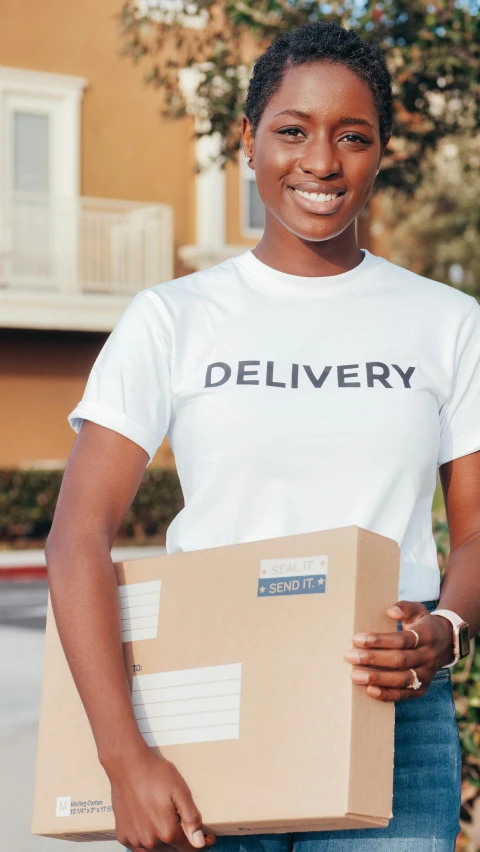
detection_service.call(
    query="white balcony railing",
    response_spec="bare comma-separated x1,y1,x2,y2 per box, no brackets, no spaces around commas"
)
0,193,173,297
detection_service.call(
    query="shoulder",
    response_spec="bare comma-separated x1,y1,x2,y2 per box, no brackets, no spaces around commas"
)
109,255,244,350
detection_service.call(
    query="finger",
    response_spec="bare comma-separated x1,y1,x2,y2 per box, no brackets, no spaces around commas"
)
385,600,428,624
146,796,188,852
131,846,168,852
344,646,430,670
365,683,427,702
171,783,207,849
170,828,215,852
349,630,425,651
350,665,427,690
193,833,216,849
169,834,214,852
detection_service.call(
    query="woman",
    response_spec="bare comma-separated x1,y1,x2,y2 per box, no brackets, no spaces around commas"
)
47,20,480,852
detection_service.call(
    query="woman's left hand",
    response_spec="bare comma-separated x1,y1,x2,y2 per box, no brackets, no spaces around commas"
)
343,601,455,702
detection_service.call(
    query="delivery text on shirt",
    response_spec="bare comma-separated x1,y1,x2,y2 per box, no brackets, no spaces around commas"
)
204,361,416,389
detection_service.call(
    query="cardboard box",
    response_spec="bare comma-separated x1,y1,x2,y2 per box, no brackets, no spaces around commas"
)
32,526,400,841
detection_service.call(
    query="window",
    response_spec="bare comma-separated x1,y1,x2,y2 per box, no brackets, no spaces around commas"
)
0,66,86,289
241,157,264,236
0,66,86,197
14,112,50,193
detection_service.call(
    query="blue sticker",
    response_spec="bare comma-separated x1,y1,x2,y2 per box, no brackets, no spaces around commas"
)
257,574,327,597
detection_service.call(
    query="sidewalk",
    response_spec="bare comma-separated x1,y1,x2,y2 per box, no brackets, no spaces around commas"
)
0,624,122,851
0,546,166,850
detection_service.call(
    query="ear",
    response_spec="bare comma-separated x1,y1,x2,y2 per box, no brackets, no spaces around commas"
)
241,115,255,168
378,133,392,168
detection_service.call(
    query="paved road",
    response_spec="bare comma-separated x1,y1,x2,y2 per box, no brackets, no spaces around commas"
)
0,581,48,630
0,581,122,851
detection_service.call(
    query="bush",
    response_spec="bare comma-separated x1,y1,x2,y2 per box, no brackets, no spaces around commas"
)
0,468,183,545
433,512,480,849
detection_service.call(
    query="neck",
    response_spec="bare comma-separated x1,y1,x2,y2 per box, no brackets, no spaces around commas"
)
252,218,363,277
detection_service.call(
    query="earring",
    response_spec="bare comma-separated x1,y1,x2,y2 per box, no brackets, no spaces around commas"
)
376,169,380,175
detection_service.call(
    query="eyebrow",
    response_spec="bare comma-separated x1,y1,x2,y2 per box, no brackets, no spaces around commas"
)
273,109,375,130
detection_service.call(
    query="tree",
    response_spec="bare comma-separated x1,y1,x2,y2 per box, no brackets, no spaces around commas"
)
118,0,480,193
372,132,480,295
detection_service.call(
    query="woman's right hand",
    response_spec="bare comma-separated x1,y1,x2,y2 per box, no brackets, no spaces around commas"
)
106,744,217,852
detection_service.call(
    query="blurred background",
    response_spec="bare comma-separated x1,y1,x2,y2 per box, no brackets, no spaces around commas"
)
0,0,479,849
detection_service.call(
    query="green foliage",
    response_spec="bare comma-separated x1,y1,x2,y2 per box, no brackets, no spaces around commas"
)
117,0,480,192
454,641,480,787
121,468,184,541
0,470,62,539
0,469,183,544
433,502,480,844
373,133,480,297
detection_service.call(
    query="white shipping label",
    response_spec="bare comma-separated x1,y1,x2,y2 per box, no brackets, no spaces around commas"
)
119,580,161,643
132,663,242,747
56,796,71,817
259,555,329,579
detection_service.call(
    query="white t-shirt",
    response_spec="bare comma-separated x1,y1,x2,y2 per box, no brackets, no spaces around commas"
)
69,248,480,602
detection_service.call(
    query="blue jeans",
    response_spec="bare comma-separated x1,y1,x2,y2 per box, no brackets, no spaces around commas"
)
129,600,462,851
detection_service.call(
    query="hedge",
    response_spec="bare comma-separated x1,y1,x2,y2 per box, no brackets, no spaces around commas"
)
0,468,183,543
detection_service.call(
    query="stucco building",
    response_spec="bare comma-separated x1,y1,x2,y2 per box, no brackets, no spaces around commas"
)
0,0,377,469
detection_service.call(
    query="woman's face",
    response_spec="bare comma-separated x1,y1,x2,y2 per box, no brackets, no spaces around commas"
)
242,61,386,244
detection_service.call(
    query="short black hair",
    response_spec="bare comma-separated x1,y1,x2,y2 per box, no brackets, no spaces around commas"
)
245,21,392,148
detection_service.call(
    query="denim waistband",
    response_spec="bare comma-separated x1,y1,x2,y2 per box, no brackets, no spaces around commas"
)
422,600,439,613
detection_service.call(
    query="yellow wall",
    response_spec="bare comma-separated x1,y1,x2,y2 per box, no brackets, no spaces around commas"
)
0,0,197,267
0,331,174,469
0,0,190,468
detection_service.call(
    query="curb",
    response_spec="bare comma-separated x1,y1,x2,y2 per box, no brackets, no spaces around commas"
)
0,566,48,582
0,546,166,582
0,550,47,582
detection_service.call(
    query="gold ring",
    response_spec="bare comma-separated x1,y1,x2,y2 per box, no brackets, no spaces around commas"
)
407,668,422,690
405,628,420,648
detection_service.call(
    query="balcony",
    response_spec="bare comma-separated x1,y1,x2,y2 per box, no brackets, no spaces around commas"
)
0,194,174,331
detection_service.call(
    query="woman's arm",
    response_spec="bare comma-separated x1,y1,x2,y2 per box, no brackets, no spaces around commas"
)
46,421,215,852
436,450,480,635
343,451,480,702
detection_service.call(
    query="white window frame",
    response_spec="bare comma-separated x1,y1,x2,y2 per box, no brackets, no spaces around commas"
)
0,66,87,291
240,155,264,238
0,66,87,198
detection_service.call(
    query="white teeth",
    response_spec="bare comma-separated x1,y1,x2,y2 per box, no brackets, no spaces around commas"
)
294,189,341,202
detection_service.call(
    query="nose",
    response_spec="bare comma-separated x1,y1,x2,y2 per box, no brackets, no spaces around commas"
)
298,135,341,178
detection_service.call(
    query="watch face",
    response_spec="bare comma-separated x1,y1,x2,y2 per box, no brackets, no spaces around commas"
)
459,624,470,659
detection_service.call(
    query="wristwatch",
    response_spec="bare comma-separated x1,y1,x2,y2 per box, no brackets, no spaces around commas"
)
430,609,470,667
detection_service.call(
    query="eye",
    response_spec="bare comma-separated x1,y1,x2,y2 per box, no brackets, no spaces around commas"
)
341,133,371,144
276,126,305,138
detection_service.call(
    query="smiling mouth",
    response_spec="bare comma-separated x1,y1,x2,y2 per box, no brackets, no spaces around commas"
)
293,188,345,202
288,186,346,214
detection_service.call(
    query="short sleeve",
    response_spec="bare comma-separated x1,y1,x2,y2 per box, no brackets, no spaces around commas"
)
438,298,480,467
68,290,172,464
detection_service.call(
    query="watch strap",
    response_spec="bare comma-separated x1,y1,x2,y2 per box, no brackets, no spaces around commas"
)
431,609,467,629
431,609,469,667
